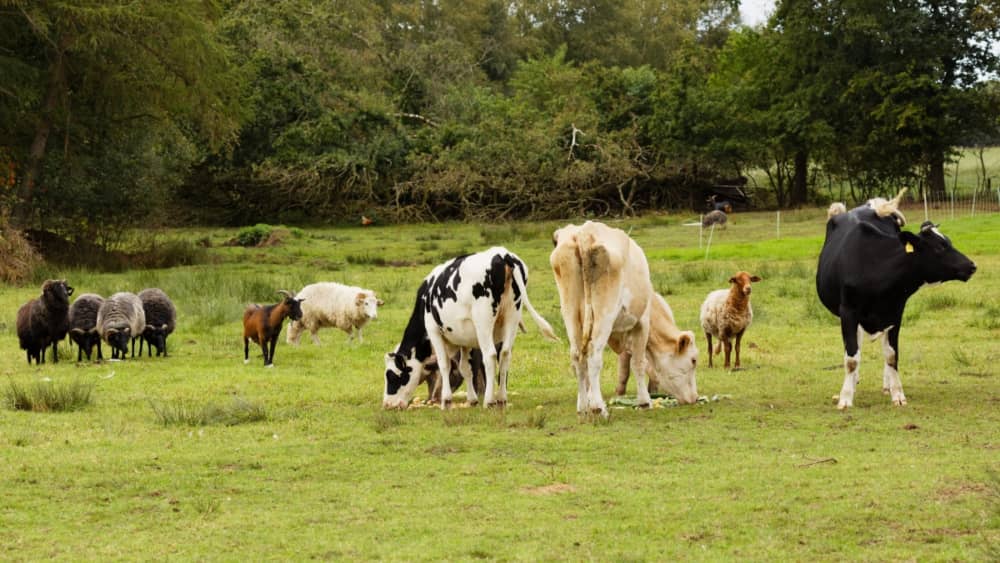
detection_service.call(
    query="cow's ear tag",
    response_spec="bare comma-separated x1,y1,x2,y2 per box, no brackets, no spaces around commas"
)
904,242,915,253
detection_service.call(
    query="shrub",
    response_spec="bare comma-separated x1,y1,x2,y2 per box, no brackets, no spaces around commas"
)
5,379,94,412
0,221,42,284
235,224,274,247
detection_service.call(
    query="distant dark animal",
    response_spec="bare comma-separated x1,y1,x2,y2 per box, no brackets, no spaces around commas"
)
243,290,305,367
16,279,74,364
707,195,734,214
97,292,146,360
816,189,976,409
68,293,104,362
702,210,728,228
700,272,761,369
138,288,177,357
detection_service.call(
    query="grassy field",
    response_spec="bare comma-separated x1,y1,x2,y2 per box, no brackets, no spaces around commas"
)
1,209,998,560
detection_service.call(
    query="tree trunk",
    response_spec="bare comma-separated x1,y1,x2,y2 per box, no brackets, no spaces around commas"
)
926,150,947,198
19,36,69,215
791,149,808,207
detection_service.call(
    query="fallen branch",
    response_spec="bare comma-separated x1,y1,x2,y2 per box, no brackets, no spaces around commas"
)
798,457,837,468
394,112,438,128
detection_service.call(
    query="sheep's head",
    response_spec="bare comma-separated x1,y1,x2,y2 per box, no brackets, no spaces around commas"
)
143,324,170,355
105,327,131,356
42,279,74,306
729,272,761,297
357,292,382,319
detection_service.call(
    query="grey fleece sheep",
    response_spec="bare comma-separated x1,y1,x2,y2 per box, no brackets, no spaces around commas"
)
138,288,177,357
68,293,105,362
97,292,146,360
16,279,74,364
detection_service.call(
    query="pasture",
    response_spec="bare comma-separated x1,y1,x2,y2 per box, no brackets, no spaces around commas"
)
1,208,998,560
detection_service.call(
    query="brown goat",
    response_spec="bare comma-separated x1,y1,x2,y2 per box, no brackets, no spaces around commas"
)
243,290,304,367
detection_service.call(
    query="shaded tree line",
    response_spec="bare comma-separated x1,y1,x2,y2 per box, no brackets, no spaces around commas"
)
2,0,999,236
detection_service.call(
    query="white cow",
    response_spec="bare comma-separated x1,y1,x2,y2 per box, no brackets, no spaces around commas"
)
550,221,699,416
383,247,557,409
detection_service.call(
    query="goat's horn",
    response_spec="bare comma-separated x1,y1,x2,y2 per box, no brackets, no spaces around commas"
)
277,290,293,298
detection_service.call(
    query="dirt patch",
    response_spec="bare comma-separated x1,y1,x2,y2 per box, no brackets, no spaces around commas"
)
521,483,575,496
934,481,991,501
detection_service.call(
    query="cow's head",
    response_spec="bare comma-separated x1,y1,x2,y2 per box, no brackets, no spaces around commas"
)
900,221,976,284
357,292,382,319
383,349,433,409
729,272,761,296
648,331,699,404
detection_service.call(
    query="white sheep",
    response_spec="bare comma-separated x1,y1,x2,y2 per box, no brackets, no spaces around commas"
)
286,282,383,345
699,271,761,369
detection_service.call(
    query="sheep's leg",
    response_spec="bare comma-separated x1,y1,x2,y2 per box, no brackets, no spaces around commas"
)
51,341,59,364
734,330,745,369
356,327,364,344
163,338,168,357
309,329,321,346
705,333,714,367
722,337,733,369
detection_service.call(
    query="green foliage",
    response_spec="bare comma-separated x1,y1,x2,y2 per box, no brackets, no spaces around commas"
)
235,224,274,247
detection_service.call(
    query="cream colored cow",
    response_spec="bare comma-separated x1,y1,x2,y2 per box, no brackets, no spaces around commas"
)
550,221,698,416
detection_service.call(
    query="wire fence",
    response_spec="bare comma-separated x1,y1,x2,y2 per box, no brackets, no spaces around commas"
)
898,188,1000,220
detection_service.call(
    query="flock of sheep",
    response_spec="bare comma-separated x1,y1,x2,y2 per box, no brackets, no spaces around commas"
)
16,281,177,364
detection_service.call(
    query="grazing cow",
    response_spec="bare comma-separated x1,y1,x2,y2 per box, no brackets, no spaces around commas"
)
383,247,558,409
550,221,699,416
816,189,976,409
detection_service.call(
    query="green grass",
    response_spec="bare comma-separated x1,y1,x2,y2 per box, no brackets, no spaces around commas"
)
1,209,997,559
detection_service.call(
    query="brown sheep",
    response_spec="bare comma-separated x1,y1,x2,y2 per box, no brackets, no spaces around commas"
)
699,272,761,369
16,279,74,364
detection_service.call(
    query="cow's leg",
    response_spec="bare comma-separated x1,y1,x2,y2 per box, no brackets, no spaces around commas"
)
427,331,457,408
837,314,861,409
456,348,478,406
881,326,905,406
629,322,652,408
615,349,631,396
494,314,520,407
704,332,714,367
244,338,250,364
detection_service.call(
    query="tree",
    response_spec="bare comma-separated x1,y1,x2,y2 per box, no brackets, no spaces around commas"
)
0,0,244,231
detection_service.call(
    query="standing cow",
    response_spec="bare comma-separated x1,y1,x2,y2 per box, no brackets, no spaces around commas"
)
816,189,976,409
383,247,558,409
551,221,699,416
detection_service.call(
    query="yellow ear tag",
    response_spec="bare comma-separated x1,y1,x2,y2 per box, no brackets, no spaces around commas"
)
905,242,914,253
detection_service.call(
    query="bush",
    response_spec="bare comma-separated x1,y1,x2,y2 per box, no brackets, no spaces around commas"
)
235,224,274,247
0,220,42,284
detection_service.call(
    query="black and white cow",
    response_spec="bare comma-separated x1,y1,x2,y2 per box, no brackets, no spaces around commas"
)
383,247,558,409
816,190,976,409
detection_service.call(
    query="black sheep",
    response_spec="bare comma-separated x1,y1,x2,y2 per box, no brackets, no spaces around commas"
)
68,293,105,362
16,279,74,364
138,288,177,357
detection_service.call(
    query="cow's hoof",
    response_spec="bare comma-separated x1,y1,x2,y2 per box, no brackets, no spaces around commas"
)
243,359,250,365
637,402,651,409
837,402,851,410
443,399,453,410
892,398,907,406
468,400,479,408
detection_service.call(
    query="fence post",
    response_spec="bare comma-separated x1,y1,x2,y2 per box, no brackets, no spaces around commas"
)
699,215,703,249
704,224,715,261
972,187,977,217
776,210,781,239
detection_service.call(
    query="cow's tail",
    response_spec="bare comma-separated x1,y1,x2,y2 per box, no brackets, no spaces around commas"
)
576,231,610,357
510,260,559,342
